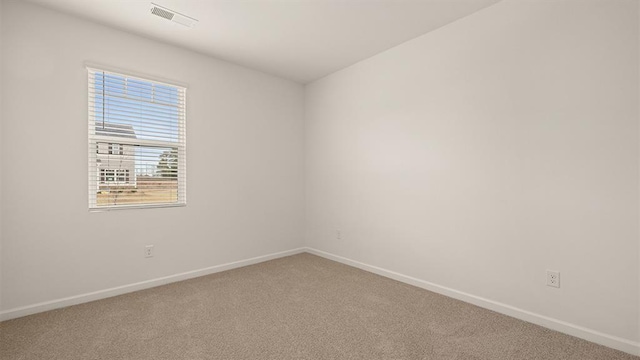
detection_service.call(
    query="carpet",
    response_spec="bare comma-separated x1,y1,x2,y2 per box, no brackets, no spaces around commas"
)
1,253,637,359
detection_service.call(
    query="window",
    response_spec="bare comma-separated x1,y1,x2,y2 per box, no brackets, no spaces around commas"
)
88,67,186,209
99,169,131,184
109,143,123,155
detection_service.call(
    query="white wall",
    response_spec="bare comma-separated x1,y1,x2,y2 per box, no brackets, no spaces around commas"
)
305,0,639,345
0,0,4,312
0,0,304,311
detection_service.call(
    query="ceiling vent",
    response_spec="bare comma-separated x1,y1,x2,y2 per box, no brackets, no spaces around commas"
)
150,3,198,28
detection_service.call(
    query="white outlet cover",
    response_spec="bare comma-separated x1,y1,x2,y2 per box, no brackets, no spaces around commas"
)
546,270,560,288
145,245,154,258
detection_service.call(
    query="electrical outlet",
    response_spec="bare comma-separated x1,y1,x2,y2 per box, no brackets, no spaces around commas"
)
547,270,560,288
336,230,341,240
145,245,154,258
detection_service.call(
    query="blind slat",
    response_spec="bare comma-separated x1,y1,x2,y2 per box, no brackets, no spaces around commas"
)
90,77,186,96
89,92,186,111
90,81,186,98
89,103,186,119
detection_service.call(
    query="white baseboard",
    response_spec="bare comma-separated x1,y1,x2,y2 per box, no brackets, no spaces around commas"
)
0,247,305,322
304,247,640,357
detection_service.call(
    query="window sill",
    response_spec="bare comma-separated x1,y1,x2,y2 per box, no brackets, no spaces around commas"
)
89,203,186,212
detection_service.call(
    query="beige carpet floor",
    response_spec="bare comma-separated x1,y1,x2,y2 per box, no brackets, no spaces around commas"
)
0,253,637,360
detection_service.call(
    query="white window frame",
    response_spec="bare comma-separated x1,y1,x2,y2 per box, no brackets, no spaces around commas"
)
88,65,187,211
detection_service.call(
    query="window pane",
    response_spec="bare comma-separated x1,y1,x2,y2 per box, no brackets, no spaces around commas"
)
92,73,183,143
95,144,179,206
89,68,186,209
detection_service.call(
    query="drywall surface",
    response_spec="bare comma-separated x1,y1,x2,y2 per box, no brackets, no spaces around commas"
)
0,0,304,311
0,0,4,312
305,0,639,343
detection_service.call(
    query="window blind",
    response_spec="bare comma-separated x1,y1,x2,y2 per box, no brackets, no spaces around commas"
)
88,68,186,209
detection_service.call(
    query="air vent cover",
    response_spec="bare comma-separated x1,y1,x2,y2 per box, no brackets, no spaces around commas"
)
151,6,174,21
150,3,198,28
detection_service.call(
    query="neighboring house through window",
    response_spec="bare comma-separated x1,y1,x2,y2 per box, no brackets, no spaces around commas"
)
96,124,136,187
109,143,123,155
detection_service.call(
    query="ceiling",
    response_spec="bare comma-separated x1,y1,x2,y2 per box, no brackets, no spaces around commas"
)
25,0,500,84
